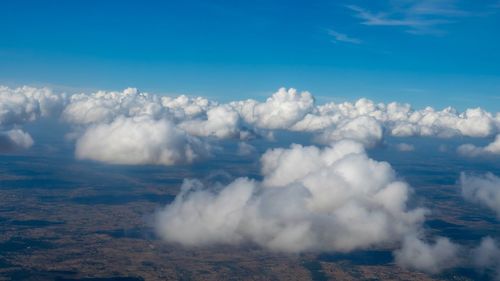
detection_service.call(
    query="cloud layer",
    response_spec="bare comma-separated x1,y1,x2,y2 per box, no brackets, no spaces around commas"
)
2,85,499,163
230,87,315,130
58,86,500,165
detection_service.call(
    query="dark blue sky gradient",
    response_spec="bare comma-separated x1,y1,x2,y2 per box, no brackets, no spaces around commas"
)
1,0,499,110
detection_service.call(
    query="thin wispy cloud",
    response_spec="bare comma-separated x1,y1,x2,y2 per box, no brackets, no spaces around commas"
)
327,29,362,44
409,0,470,17
345,0,472,35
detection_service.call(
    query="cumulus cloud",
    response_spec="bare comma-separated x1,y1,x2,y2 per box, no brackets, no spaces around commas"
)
62,88,250,141
3,85,493,144
460,172,500,218
0,86,65,152
155,140,426,252
458,134,500,157
2,85,498,159
0,129,34,152
292,98,500,140
394,235,461,274
62,87,219,126
75,116,208,165
179,105,242,139
57,86,500,152
62,88,165,125
62,88,252,164
161,94,213,121
0,86,65,126
314,116,383,147
231,88,315,130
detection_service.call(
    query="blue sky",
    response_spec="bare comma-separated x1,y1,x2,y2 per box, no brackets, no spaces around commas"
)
1,0,499,110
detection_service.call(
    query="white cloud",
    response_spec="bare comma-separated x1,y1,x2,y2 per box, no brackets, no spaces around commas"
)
75,116,208,165
292,98,499,140
0,84,496,159
0,86,65,127
460,172,500,218
62,88,217,127
387,106,497,138
60,86,500,150
0,129,34,152
458,134,500,157
161,95,214,121
155,140,426,252
62,88,166,125
231,88,315,130
179,105,242,139
62,88,251,141
0,86,65,152
394,235,461,274
314,116,383,148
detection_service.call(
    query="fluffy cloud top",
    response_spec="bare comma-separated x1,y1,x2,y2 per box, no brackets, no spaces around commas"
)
293,99,500,139
314,116,383,147
59,86,500,155
231,88,315,130
458,134,500,157
179,105,242,139
155,140,426,252
3,85,493,144
161,94,213,120
394,236,460,274
62,88,165,125
0,86,65,124
460,172,500,218
3,85,499,159
75,116,207,165
62,88,246,165
0,86,65,152
62,87,218,125
0,86,64,126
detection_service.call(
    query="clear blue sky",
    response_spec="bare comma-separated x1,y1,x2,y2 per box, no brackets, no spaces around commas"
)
1,0,499,110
